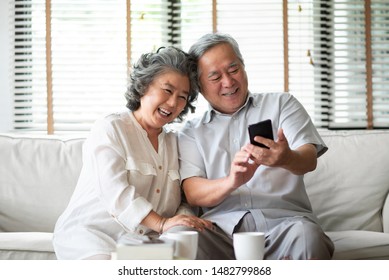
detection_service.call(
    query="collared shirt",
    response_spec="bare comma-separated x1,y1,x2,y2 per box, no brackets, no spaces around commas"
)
53,111,181,259
178,92,327,236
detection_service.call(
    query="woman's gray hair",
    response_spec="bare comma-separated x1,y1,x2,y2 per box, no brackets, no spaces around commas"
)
188,33,245,89
125,46,198,122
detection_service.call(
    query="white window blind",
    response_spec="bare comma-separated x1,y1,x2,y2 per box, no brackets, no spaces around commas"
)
50,0,128,131
130,0,172,62
330,0,368,128
288,0,331,127
183,0,327,125
12,0,47,130
11,0,172,132
10,0,389,132
180,0,286,123
183,0,329,126
174,0,213,122
328,0,389,128
177,0,213,52
371,0,389,128
216,0,284,94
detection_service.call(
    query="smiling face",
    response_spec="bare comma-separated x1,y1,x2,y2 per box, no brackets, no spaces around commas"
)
134,70,189,135
198,43,248,115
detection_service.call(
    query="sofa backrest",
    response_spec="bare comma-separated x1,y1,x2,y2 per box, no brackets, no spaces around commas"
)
305,130,389,232
1,130,388,234
0,133,85,232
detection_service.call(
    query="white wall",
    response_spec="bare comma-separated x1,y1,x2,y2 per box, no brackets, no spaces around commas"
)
0,0,12,132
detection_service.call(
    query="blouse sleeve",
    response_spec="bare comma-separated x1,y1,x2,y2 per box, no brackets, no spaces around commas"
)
83,117,153,232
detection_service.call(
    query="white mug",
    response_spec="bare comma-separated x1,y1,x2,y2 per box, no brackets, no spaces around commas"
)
161,231,198,260
233,232,265,260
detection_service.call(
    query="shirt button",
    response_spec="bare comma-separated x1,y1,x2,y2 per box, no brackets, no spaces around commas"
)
156,189,160,194
158,165,162,170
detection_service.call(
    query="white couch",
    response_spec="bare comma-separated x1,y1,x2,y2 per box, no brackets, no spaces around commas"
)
0,130,389,260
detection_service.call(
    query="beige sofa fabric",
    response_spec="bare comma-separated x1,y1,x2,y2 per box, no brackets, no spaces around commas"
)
0,134,84,233
305,130,389,232
0,232,55,260
1,130,389,260
305,130,389,259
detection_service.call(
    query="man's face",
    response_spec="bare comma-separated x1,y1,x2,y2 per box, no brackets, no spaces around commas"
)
198,43,248,115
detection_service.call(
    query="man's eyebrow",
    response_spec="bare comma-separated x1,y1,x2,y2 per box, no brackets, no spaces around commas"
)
162,82,173,88
207,62,240,78
228,62,239,69
207,71,219,79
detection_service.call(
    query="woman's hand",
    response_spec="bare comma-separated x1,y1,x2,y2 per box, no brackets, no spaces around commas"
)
162,215,213,233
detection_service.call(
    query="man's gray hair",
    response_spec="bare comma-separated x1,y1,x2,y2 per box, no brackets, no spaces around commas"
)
188,33,245,66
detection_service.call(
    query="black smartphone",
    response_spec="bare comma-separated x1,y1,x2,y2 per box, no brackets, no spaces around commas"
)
248,119,274,149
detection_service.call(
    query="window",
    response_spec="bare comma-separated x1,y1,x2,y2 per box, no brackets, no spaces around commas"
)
9,0,389,133
12,0,129,132
329,0,389,128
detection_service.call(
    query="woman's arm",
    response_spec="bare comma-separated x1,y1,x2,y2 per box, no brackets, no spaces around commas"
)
140,210,213,233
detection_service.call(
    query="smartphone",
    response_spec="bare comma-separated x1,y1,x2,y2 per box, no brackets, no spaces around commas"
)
248,119,274,149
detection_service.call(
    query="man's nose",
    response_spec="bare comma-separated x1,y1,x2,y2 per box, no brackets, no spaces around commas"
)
221,74,234,87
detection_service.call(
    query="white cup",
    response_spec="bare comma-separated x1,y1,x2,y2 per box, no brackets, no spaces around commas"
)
233,232,265,260
161,231,198,260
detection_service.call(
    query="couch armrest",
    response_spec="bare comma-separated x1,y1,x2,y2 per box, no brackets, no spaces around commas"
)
383,192,389,233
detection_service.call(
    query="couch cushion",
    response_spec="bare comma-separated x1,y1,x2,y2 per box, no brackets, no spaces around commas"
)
0,134,85,232
327,231,389,260
305,130,389,232
384,193,389,233
0,232,56,260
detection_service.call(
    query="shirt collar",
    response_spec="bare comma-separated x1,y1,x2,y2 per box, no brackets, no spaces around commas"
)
128,110,166,138
203,92,257,124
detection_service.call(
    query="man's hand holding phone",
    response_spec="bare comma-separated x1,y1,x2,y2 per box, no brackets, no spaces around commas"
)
248,119,274,149
246,122,295,170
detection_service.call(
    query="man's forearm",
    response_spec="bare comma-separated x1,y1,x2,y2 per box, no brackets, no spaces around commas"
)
182,176,234,207
281,144,317,175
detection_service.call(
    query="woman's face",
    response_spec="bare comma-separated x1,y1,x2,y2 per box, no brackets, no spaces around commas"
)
135,70,189,133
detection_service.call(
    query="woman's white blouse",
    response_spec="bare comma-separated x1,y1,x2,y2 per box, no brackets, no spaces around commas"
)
53,111,181,259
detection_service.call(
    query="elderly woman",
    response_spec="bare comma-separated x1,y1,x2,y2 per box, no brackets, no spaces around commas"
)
53,47,212,260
